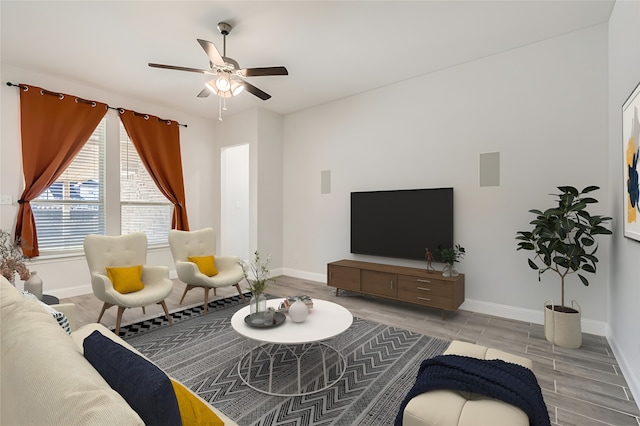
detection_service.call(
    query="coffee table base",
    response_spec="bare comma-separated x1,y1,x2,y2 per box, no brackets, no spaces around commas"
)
237,341,347,397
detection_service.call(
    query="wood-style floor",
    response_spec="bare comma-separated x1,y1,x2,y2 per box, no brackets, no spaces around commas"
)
62,275,640,426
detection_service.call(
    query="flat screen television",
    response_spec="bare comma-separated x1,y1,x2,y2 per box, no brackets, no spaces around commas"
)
350,188,454,261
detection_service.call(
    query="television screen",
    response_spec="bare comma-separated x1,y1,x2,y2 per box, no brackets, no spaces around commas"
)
350,188,454,261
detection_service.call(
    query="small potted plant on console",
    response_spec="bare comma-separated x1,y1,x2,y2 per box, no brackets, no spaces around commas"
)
437,244,465,277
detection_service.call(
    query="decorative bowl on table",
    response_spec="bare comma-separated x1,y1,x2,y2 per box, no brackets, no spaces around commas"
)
244,311,286,328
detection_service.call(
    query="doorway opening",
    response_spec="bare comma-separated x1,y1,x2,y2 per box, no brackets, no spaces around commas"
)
221,144,249,260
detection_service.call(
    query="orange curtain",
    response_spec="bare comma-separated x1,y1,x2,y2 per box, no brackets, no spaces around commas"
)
15,85,107,257
119,109,189,231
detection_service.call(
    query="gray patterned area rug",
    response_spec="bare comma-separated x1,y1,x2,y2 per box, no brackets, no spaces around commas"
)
123,295,449,426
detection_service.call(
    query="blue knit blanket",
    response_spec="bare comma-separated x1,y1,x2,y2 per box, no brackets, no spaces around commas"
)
395,354,550,426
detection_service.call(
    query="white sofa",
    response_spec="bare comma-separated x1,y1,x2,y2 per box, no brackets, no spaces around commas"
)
0,276,236,425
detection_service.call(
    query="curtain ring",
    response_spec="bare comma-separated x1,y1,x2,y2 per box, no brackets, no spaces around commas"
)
39,89,63,99
22,86,28,92
144,114,149,120
74,98,97,107
118,108,125,114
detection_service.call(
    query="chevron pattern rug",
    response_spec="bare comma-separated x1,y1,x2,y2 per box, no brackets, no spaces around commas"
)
116,292,252,338
123,295,449,426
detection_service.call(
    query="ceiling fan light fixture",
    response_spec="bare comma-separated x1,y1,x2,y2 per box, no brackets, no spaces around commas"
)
215,72,231,91
205,78,236,98
204,80,216,94
230,79,244,96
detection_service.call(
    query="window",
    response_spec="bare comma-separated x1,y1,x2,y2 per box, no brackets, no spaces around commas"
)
31,114,173,254
32,120,106,253
120,123,172,246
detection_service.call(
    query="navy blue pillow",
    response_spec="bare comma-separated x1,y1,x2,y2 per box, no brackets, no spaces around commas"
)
83,330,181,426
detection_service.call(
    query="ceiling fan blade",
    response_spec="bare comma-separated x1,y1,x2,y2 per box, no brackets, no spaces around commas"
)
148,63,213,74
240,66,289,77
197,87,211,98
241,81,271,100
197,39,225,67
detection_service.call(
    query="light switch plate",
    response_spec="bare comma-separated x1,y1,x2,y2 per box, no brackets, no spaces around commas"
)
0,195,12,205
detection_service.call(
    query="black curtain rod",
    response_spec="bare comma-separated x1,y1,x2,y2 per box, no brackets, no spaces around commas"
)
6,82,187,127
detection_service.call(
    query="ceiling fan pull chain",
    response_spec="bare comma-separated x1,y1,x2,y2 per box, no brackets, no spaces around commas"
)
218,96,223,121
223,97,227,111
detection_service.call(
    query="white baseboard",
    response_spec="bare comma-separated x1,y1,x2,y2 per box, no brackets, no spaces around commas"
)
50,284,93,299
461,299,543,324
280,268,326,284
461,298,607,336
606,325,640,407
53,269,607,337
280,269,608,336
52,270,181,299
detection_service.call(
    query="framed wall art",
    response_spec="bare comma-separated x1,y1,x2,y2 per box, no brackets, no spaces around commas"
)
623,81,640,241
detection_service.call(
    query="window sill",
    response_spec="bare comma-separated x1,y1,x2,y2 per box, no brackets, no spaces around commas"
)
33,243,169,263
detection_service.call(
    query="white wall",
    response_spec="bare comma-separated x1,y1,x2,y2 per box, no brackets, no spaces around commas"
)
282,24,610,332
607,0,640,405
256,109,284,271
215,108,283,274
0,64,217,297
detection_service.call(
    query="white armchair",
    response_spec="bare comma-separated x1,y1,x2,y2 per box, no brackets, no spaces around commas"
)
83,232,173,334
168,228,246,314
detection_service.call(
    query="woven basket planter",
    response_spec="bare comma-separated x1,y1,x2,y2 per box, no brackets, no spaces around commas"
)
544,300,582,349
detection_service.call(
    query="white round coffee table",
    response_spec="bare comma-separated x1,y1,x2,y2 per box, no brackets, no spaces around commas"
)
231,299,353,396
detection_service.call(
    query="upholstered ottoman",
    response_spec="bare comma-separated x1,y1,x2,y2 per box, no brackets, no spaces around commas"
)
402,340,535,426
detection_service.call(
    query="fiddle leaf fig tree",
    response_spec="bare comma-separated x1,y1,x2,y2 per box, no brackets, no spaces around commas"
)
516,186,612,310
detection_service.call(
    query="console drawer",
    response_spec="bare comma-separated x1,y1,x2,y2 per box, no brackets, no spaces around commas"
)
397,275,453,297
397,288,455,309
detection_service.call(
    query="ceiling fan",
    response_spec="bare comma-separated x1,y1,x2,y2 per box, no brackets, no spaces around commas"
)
148,22,288,102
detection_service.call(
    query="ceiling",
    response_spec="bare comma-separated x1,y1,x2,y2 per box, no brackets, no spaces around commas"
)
1,1,614,121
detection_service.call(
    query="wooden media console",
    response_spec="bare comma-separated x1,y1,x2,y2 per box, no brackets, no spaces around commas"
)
327,259,464,319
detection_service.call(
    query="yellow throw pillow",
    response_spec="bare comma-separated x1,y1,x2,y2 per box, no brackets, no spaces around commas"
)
187,255,218,277
106,265,144,294
171,379,224,426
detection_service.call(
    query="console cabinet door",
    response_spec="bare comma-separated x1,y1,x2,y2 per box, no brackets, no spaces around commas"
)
361,270,396,298
328,265,360,291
